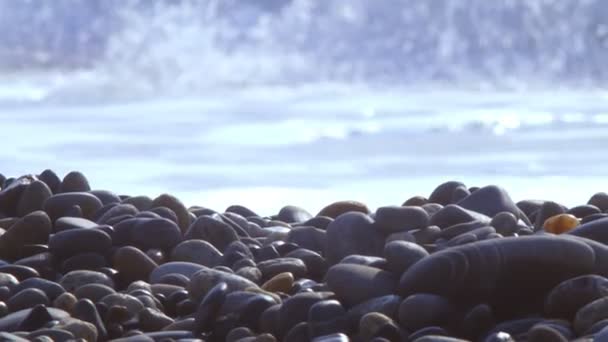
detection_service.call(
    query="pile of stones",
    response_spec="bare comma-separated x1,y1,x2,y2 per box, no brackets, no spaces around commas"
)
0,170,608,342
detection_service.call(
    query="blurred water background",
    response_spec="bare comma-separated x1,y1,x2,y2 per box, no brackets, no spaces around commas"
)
1,0,607,215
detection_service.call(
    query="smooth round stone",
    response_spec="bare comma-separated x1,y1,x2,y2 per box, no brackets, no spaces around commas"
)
16,180,53,217
409,327,449,341
346,295,401,328
113,218,182,251
490,212,519,236
224,205,257,218
100,293,144,317
309,299,345,323
59,171,91,193
13,252,54,279
375,206,429,233
59,270,114,292
285,249,327,281
113,246,158,283
568,205,601,219
53,292,77,313
233,258,256,271
410,226,441,245
0,175,36,216
325,264,396,307
398,236,599,314
359,312,402,341
7,288,49,312
299,216,333,230
544,214,580,235
49,228,111,258
403,196,428,207
120,195,152,212
138,307,173,332
386,231,416,244
262,272,294,293
184,215,239,252
194,282,228,334
278,205,312,224
317,201,370,219
44,193,102,221
0,306,69,332
569,217,608,243
146,249,166,265
149,262,205,284
456,185,521,219
156,273,190,287
339,255,387,269
0,211,51,260
0,274,19,290
284,321,310,342
147,207,178,225
257,258,307,282
27,328,75,342
527,324,568,342
236,267,263,284
588,193,608,212
460,303,495,340
0,265,39,281
325,212,385,265
151,193,190,234
15,303,53,331
429,204,491,229
88,190,121,206
96,204,139,225
451,185,471,203
278,292,335,339
535,201,567,230
38,169,61,194
226,326,255,341
53,217,98,232
428,181,465,205
286,226,327,254
398,294,454,332
574,297,608,334
72,299,107,340
384,241,429,275
74,283,116,303
545,275,608,320
170,240,222,268
188,268,259,301
11,278,64,301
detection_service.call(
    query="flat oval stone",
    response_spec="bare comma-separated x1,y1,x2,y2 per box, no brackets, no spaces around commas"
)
88,189,121,206
568,205,601,219
429,205,490,229
114,246,158,283
534,201,566,230
49,228,111,258
398,236,598,315
184,215,239,252
325,212,385,265
193,281,228,334
7,288,49,312
0,265,39,281
398,293,454,332
457,185,521,219
96,204,139,225
113,218,181,251
151,193,190,234
44,192,102,221
188,268,259,301
59,171,91,193
278,292,335,339
490,212,519,236
284,249,327,281
325,264,396,307
384,240,429,275
17,180,52,217
317,201,370,219
38,169,61,194
568,217,608,244
262,272,294,293
545,275,608,320
59,270,114,292
149,262,205,284
0,211,51,260
0,307,69,332
278,205,312,224
359,312,401,341
170,240,222,268
375,206,429,233
429,181,466,205
339,255,387,269
100,293,144,316
61,252,107,273
11,278,65,301
257,258,307,282
0,175,36,216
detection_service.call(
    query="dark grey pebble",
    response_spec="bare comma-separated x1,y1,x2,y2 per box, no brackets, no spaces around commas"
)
429,204,490,229
184,215,239,252
588,192,608,212
7,288,49,312
568,205,601,219
149,262,205,284
171,240,222,268
61,253,107,273
311,333,349,342
339,255,387,269
16,180,52,217
451,185,471,203
59,171,90,193
113,217,181,251
59,270,114,292
325,212,385,265
574,296,608,334
490,212,519,236
374,206,429,233
428,181,466,205
138,307,173,332
53,217,98,232
403,195,428,206
384,240,429,275
148,207,178,225
49,228,111,258
187,268,259,302
325,264,395,307
44,192,102,221
346,294,401,328
226,205,259,218
278,205,312,223
88,189,121,205
96,204,139,225
16,304,53,331
0,175,36,216
568,217,608,243
285,248,327,281
0,211,51,260
27,328,75,342
257,257,307,281
151,193,190,234
299,216,333,230
408,326,449,340
438,220,487,240
398,293,453,332
459,303,495,340
278,292,335,339
286,226,326,254
0,265,39,281
482,317,543,341
534,201,565,230
527,324,568,342
544,275,608,320
457,185,521,219
72,298,107,340
11,278,64,301
38,169,61,194
121,195,153,211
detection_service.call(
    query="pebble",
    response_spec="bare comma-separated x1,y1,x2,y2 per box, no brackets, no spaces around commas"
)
261,272,294,293
257,257,307,282
149,261,204,284
285,226,326,254
187,268,259,301
588,192,608,212
7,288,50,312
184,215,239,252
44,192,103,221
375,205,429,233
59,270,115,292
326,263,396,306
317,200,370,218
398,294,454,332
113,246,159,284
544,214,580,234
49,228,112,258
113,217,182,251
428,181,466,205
59,171,91,193
325,212,385,265
170,239,223,267
151,193,190,233
0,211,52,260
384,240,429,275
278,205,312,223
16,180,52,217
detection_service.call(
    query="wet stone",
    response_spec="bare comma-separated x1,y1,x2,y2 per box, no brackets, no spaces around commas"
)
325,212,385,266
257,257,307,282
278,205,312,223
384,240,429,275
375,206,429,233
44,192,102,221
59,270,114,292
317,200,370,219
170,239,222,268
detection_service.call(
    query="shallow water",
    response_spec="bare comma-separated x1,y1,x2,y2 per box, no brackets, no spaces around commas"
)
1,1,608,215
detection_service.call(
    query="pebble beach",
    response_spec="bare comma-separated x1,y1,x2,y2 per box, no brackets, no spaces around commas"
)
1,170,608,341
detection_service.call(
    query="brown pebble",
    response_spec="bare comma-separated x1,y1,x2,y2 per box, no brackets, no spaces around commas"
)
262,272,294,293
544,214,580,234
317,201,370,219
53,292,78,314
